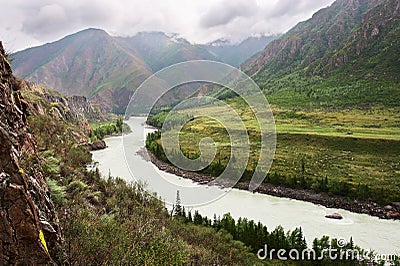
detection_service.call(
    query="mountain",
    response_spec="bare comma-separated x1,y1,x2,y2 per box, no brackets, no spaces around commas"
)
11,29,277,112
13,0,398,112
243,0,400,108
12,28,153,112
205,35,279,67
117,32,220,72
117,32,278,71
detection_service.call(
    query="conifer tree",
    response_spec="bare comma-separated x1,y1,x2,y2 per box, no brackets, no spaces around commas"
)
174,190,182,216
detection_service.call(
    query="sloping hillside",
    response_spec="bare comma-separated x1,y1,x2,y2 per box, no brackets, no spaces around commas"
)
243,0,400,108
12,29,276,113
12,28,153,112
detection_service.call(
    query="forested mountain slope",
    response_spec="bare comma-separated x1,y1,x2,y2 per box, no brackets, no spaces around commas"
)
243,0,400,108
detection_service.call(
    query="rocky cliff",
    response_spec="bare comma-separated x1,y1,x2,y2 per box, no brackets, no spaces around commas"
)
244,0,400,80
0,42,62,264
20,80,106,123
237,0,400,109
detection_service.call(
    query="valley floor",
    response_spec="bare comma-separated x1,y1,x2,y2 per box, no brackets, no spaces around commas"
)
145,105,400,220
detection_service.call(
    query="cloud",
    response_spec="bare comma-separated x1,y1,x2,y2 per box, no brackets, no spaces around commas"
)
22,4,68,37
268,0,335,18
200,0,257,28
0,0,335,51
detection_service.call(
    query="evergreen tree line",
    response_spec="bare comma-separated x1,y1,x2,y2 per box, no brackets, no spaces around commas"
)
171,192,398,265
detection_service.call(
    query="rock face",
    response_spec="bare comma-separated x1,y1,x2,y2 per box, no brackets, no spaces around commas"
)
42,92,106,122
244,0,400,80
67,95,106,121
20,80,106,122
0,42,62,264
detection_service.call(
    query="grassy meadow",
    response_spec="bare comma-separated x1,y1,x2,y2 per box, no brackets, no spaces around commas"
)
147,97,400,204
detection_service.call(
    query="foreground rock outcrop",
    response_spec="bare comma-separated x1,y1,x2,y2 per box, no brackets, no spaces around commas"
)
0,42,62,265
89,139,107,151
18,79,106,123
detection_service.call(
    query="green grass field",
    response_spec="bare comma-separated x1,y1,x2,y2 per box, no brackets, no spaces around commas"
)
148,98,400,204
274,107,400,140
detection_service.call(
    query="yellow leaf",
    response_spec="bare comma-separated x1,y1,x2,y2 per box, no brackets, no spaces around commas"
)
39,230,49,254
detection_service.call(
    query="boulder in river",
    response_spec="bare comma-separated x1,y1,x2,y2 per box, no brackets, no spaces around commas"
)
325,213,343,220
386,212,400,219
392,202,400,210
384,205,393,211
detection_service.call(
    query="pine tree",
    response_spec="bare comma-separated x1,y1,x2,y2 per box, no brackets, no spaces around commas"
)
349,237,354,249
193,211,203,225
174,190,182,216
187,211,193,223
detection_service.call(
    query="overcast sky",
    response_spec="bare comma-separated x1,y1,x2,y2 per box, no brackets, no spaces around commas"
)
0,0,335,52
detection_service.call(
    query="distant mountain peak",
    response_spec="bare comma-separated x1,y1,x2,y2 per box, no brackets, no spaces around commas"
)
70,28,110,38
10,28,278,111
208,38,232,47
81,27,107,33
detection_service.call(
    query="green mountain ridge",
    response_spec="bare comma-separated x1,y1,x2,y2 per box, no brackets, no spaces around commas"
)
12,29,276,113
12,28,153,112
117,32,219,72
243,0,400,109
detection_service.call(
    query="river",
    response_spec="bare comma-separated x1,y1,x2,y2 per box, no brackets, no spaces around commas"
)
91,117,400,255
